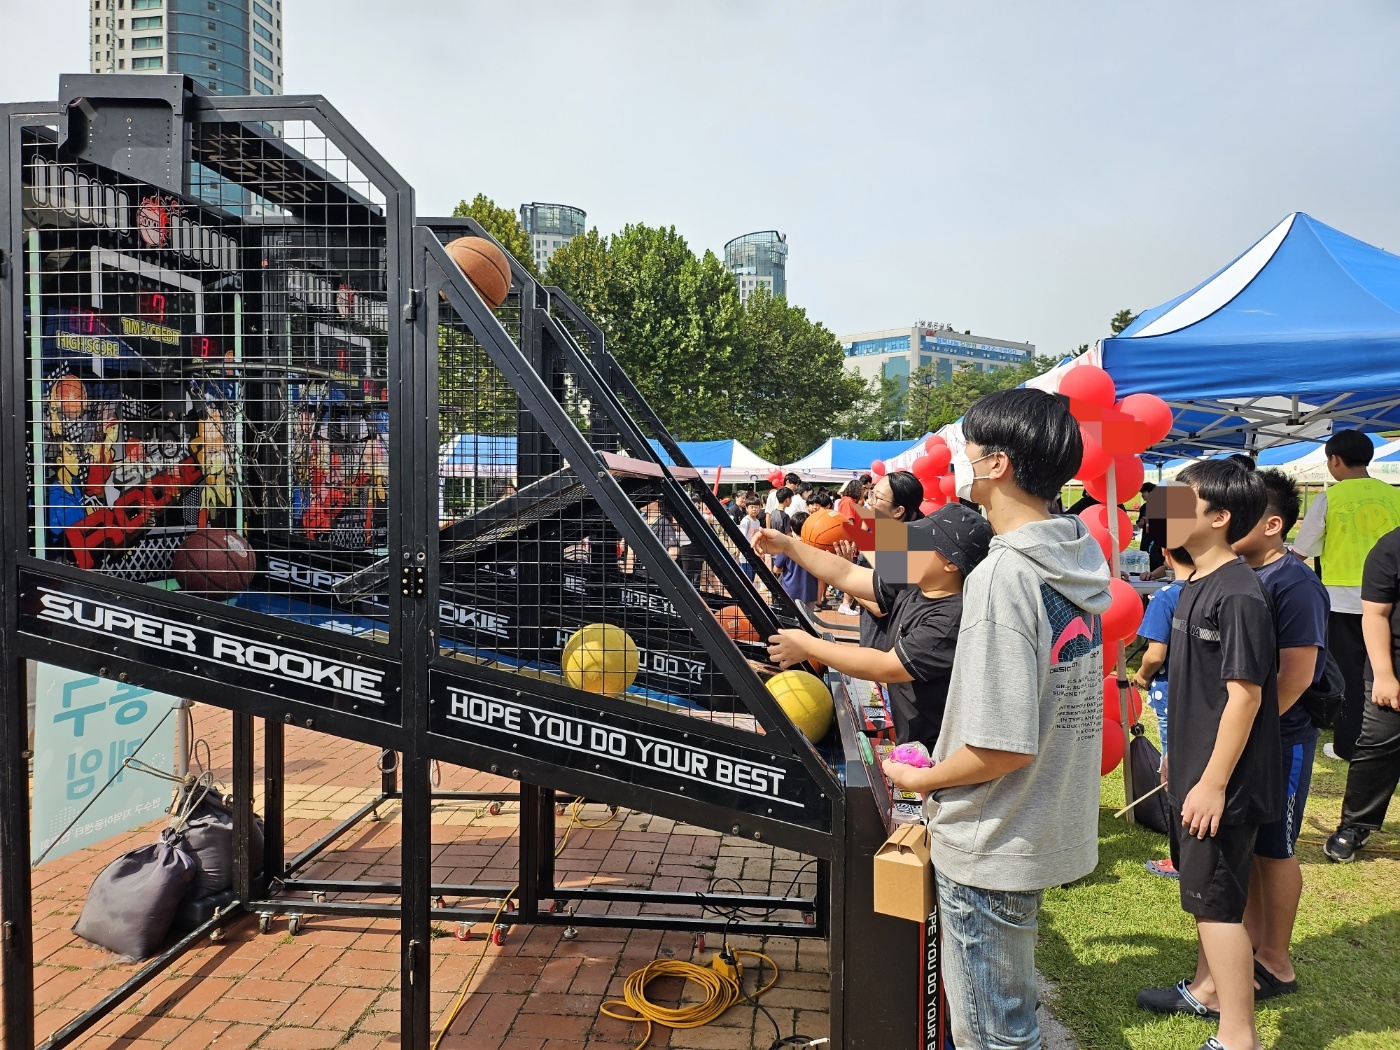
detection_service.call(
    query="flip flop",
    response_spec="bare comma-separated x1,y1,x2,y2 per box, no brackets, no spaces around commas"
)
1253,959,1299,999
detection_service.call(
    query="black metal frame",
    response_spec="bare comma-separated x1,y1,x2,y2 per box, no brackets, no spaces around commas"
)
0,75,930,1050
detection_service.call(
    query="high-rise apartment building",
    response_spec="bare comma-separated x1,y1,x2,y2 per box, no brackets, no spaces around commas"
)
88,0,284,96
724,230,787,304
520,202,585,271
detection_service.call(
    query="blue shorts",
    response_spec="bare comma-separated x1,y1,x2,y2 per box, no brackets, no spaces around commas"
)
1254,733,1318,860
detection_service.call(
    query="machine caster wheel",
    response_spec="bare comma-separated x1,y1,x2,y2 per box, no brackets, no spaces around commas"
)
556,804,567,816
544,900,559,914
695,934,707,952
209,928,224,943
562,926,578,940
608,805,619,816
312,891,327,904
487,801,502,816
369,806,381,822
288,914,303,936
455,923,472,942
258,913,273,934
434,895,447,910
492,925,507,947
803,912,817,926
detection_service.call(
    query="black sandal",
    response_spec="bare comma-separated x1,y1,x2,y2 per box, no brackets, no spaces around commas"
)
1136,979,1221,1020
1253,959,1299,999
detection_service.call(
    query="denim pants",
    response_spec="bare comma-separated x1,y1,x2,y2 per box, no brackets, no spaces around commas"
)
935,869,1044,1050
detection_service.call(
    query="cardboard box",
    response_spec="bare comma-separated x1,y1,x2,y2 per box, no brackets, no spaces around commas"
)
873,821,934,923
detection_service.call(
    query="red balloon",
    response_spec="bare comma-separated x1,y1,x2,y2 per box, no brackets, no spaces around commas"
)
1081,519,1114,565
1101,717,1126,776
1103,675,1143,722
938,473,958,501
1101,577,1145,643
1080,504,1133,552
1085,454,1145,504
1078,427,1111,480
1119,392,1173,445
922,474,942,499
925,445,952,474
1060,365,1116,408
871,459,886,477
919,499,938,515
925,434,947,451
912,453,938,480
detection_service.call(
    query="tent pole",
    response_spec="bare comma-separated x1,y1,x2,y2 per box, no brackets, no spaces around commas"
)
1106,461,1138,823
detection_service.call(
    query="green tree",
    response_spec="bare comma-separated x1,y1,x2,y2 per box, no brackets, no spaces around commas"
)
1109,308,1139,335
907,355,1060,433
547,223,743,439
836,374,905,441
728,288,867,463
451,193,538,279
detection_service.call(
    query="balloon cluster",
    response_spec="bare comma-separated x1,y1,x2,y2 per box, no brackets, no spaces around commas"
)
871,434,956,515
1059,365,1172,778
767,468,785,488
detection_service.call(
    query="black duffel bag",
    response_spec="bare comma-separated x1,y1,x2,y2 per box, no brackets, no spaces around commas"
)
72,837,196,960
169,779,265,898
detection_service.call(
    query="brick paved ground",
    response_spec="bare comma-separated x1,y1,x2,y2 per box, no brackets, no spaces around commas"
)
16,704,829,1049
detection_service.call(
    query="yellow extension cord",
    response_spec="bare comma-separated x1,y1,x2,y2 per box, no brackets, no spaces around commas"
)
431,798,784,1050
600,951,779,1050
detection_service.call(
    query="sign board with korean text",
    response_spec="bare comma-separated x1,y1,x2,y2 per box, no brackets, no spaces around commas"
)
30,662,178,865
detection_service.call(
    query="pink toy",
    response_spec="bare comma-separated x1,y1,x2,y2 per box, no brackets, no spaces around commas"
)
889,742,934,768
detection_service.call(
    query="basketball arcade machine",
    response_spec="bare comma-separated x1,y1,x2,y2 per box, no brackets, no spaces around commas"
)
0,76,939,1049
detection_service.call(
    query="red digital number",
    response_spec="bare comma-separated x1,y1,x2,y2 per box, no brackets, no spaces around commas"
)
138,292,167,322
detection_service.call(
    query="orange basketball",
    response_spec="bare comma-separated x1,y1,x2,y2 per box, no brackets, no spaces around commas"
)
52,376,87,420
444,236,513,309
716,605,762,643
801,509,849,552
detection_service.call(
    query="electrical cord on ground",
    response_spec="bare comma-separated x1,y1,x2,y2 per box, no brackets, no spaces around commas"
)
431,798,623,1050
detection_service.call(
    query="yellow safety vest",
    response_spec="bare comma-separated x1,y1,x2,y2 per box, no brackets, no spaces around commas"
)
1322,478,1400,586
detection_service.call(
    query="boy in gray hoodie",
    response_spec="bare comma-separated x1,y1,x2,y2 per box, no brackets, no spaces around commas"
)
884,388,1112,1050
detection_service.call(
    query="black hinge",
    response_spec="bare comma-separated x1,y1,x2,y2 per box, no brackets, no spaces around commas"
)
402,287,421,322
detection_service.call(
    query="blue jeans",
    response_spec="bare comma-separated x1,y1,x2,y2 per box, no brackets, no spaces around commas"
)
936,868,1044,1050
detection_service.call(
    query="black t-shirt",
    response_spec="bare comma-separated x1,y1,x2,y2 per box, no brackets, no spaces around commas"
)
769,508,791,535
1167,557,1282,824
1361,527,1400,675
872,571,962,749
1255,553,1328,742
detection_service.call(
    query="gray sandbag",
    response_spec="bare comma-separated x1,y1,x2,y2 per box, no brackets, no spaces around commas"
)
170,781,264,898
72,838,196,960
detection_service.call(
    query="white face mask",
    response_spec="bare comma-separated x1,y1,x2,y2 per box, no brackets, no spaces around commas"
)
952,451,996,502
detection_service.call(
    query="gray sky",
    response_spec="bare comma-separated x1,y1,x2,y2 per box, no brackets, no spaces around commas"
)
6,1,1399,355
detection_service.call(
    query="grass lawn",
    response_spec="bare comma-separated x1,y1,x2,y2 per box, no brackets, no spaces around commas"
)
1038,714,1400,1050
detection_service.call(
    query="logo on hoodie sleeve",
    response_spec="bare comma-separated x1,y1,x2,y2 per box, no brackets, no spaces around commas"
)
1042,582,1102,665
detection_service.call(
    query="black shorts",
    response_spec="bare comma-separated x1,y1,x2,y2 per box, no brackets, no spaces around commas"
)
1169,808,1258,923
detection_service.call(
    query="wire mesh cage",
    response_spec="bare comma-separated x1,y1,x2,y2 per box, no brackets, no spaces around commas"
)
20,99,399,639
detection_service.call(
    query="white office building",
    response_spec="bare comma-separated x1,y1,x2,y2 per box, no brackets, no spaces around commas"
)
842,324,1034,389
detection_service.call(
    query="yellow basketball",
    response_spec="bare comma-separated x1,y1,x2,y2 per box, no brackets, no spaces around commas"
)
765,669,834,743
562,623,640,696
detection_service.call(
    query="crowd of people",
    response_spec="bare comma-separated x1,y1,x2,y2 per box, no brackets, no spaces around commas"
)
718,408,1400,1050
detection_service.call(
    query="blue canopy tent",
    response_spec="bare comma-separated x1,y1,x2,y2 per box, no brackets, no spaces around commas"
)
1043,213,1400,457
783,438,915,483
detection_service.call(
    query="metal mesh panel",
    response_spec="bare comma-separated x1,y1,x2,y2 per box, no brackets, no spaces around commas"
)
20,113,395,637
433,295,786,733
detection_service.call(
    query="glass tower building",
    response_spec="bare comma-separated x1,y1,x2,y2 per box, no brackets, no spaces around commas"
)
724,230,788,303
89,0,284,97
520,202,586,271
